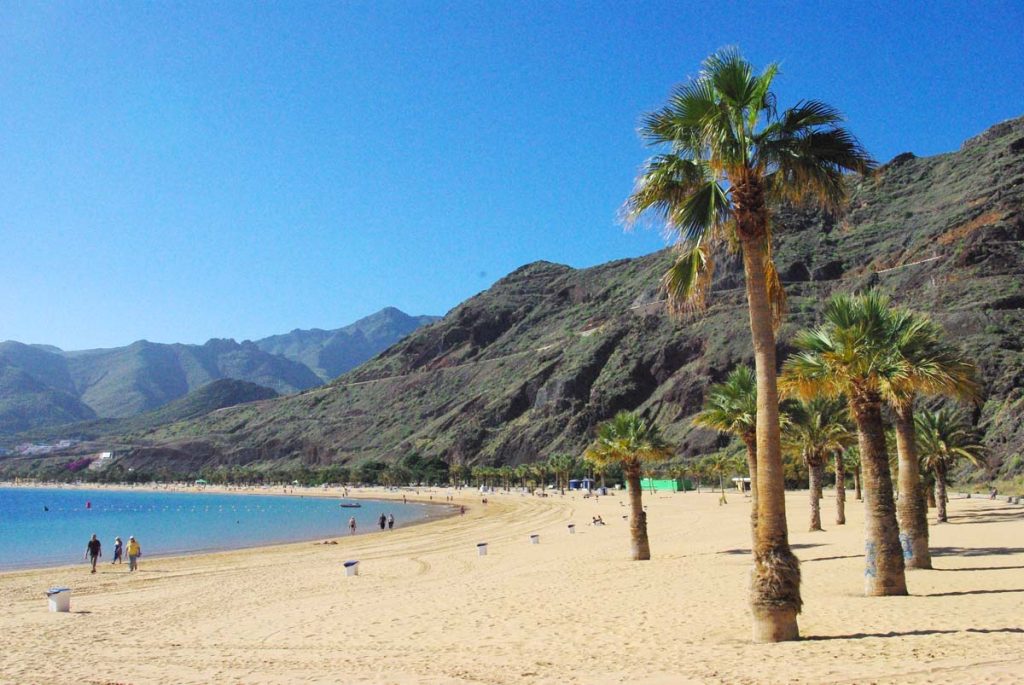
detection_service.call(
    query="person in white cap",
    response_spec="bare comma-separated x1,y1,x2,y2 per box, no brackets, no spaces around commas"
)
126,536,142,572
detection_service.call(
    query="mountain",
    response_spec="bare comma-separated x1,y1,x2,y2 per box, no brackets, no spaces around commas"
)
13,378,278,445
7,116,1024,480
0,364,97,434
0,308,437,438
253,307,441,381
0,338,319,435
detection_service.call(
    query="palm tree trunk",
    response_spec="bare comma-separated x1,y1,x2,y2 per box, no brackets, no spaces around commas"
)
808,456,824,532
935,467,949,523
834,451,846,525
893,404,931,569
926,483,936,508
851,396,907,596
626,465,650,560
854,465,862,501
741,432,758,544
740,234,800,642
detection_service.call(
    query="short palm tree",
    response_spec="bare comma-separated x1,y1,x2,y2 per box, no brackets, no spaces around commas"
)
781,398,852,531
844,446,863,502
702,451,742,505
693,366,758,534
916,409,986,523
624,48,873,641
584,411,674,560
780,292,910,596
547,453,577,494
887,314,979,568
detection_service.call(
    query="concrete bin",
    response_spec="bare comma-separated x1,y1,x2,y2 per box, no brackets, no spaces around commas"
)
46,587,71,612
477,543,488,556
344,560,359,577
529,534,540,544
567,524,575,535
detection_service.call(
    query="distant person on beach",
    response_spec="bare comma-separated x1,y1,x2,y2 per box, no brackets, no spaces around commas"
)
348,516,357,535
85,534,101,573
126,536,142,572
387,514,395,530
460,505,466,515
112,537,123,565
378,513,387,530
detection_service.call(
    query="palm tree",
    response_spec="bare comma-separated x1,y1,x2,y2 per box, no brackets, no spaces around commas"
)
916,409,986,523
530,462,549,493
887,314,980,569
548,453,577,494
693,366,758,535
780,292,911,597
781,398,852,531
702,451,741,505
624,48,873,641
844,446,863,502
584,411,674,560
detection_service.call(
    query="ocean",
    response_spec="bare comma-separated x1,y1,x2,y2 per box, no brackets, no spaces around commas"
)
0,487,438,571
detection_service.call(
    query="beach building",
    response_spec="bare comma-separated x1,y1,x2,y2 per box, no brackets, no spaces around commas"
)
568,478,596,491
635,478,692,492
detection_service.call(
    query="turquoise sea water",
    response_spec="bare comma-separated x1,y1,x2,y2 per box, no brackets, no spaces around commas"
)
0,487,437,571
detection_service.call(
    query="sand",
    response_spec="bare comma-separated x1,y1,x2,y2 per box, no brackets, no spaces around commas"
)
1,486,1022,685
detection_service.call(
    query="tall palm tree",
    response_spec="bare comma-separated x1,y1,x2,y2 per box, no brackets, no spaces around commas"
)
781,398,852,532
694,366,758,536
916,409,986,523
624,48,873,641
584,411,674,560
780,292,911,597
887,315,980,569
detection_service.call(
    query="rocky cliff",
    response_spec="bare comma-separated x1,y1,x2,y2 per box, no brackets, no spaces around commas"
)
12,116,1024,480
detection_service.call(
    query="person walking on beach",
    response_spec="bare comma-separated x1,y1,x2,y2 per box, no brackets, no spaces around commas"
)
348,516,357,535
126,536,142,572
387,513,395,530
111,537,123,565
378,513,387,530
85,534,101,573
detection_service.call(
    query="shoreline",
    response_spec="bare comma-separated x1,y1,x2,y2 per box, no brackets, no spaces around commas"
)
0,482,462,575
3,488,1022,684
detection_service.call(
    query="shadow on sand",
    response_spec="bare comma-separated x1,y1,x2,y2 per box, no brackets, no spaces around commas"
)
931,546,1024,557
921,588,1024,597
717,543,825,556
804,626,1024,641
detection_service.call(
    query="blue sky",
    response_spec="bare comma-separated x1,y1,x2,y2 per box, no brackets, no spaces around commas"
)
2,1,1022,350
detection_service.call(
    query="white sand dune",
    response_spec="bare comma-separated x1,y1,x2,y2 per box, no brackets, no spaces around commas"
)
2,486,1022,684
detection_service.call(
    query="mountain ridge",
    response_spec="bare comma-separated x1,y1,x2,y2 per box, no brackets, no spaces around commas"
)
3,116,1021,480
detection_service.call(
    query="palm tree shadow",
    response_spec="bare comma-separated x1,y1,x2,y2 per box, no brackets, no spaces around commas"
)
718,543,826,555
804,627,1023,641
931,546,1024,557
947,508,1024,525
933,565,1024,572
921,588,1024,597
803,628,958,641
802,554,861,562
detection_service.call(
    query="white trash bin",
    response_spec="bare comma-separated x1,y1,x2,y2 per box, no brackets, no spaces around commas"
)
477,543,488,556
46,587,71,613
567,524,575,535
344,560,359,577
529,534,540,544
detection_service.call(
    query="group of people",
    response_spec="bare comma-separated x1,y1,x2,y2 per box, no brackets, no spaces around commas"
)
85,534,142,573
347,512,397,535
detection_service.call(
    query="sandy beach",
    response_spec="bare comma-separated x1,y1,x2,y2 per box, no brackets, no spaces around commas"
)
2,486,1022,685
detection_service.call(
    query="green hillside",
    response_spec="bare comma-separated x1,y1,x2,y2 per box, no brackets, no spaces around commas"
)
5,116,1022,481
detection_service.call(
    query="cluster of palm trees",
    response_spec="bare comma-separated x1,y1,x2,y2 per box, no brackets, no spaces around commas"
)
463,453,582,493
694,290,984,595
617,48,988,641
